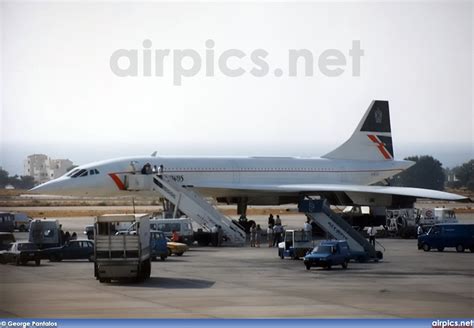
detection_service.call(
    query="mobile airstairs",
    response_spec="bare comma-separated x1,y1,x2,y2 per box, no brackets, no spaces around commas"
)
124,173,246,246
299,198,382,261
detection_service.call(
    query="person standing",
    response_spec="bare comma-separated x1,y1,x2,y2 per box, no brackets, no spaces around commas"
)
171,230,180,242
217,225,223,246
250,222,257,247
268,214,275,228
267,224,273,247
273,224,283,247
255,224,261,248
157,164,164,177
304,218,313,240
367,225,376,246
417,225,424,236
275,215,281,226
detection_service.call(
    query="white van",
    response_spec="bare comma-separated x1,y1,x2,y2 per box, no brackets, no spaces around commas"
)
149,218,194,245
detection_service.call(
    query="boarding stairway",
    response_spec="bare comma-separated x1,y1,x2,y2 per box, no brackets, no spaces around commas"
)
124,173,246,246
299,198,378,260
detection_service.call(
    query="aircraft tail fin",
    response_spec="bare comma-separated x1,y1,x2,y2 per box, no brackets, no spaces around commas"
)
322,100,394,161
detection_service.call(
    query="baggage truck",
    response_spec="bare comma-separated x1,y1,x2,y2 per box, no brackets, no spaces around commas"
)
94,214,151,283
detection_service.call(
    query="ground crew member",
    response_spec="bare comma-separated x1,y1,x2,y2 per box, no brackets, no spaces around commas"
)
304,218,313,240
171,230,180,242
275,215,281,226
417,225,424,236
367,225,376,246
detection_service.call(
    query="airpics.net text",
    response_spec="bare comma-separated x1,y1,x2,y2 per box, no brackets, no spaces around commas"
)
109,39,364,85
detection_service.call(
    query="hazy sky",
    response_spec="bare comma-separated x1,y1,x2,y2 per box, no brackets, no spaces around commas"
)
1,1,473,175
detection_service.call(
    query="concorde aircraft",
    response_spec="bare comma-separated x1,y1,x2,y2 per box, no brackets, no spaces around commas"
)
30,100,469,211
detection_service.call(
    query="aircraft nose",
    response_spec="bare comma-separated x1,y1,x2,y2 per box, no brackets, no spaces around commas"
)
29,178,69,195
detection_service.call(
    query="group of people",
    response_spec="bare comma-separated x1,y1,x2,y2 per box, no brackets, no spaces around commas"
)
140,163,164,176
249,223,261,247
247,214,286,248
267,214,284,247
59,225,77,245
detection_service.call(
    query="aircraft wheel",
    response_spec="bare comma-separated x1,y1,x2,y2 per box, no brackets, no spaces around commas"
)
342,260,348,269
437,247,444,252
305,264,311,271
456,244,465,253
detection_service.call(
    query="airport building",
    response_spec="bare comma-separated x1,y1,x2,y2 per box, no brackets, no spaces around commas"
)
24,154,74,184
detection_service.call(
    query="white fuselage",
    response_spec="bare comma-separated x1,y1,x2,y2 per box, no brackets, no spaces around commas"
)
32,156,411,200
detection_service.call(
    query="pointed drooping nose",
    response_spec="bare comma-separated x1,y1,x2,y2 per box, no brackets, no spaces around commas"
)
29,177,72,195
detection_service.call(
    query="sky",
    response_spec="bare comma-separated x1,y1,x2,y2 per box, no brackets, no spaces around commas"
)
1,1,473,175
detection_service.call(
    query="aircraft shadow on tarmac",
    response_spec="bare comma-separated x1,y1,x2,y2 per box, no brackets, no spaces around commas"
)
119,277,215,289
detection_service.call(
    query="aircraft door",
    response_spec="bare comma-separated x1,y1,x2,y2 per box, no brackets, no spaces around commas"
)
231,160,240,184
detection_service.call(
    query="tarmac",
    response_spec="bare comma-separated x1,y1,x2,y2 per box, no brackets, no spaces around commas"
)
1,214,473,318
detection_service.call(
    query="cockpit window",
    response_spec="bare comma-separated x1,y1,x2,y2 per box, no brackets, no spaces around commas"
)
67,168,100,178
71,169,86,178
66,169,80,177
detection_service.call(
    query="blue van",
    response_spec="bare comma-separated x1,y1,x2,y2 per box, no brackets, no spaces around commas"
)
150,230,168,261
418,224,474,253
303,240,351,270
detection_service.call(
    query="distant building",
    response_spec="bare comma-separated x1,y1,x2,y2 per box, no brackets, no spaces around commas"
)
24,154,74,184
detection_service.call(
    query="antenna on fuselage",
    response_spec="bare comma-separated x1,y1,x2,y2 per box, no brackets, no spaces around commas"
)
151,151,158,157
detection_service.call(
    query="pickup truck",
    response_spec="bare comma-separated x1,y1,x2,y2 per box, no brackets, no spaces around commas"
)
303,240,351,270
0,242,41,266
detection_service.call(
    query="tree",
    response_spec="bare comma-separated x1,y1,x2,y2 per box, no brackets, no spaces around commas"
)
0,168,36,189
452,160,474,191
16,176,36,190
390,155,445,191
0,168,9,188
